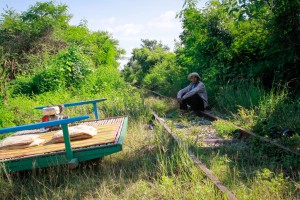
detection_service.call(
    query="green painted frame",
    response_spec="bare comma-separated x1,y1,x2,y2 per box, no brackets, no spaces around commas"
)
0,117,128,172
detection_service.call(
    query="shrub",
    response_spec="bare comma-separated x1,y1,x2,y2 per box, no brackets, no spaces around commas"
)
31,66,65,93
12,46,93,95
212,120,238,138
84,65,124,95
54,45,92,87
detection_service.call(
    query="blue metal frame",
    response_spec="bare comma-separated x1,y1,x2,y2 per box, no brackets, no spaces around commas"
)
34,98,107,120
0,116,128,172
0,116,89,162
0,116,89,134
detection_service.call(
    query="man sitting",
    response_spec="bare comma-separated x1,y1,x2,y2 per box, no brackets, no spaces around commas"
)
177,72,208,112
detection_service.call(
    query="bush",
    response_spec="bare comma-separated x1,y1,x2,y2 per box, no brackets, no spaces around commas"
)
12,46,93,95
31,67,65,93
12,75,35,96
84,65,125,95
142,54,184,96
54,45,92,87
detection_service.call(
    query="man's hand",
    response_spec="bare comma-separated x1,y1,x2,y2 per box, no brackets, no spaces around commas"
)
177,98,183,104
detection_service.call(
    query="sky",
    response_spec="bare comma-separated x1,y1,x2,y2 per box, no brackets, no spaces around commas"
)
0,0,206,67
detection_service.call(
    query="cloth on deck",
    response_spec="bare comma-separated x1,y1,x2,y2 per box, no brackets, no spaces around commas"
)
51,125,97,143
0,134,45,150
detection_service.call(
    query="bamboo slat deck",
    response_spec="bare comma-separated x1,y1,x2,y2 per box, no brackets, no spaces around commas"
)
0,117,125,161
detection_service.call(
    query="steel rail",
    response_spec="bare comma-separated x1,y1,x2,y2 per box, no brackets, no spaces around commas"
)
136,85,300,157
152,111,238,200
137,85,300,193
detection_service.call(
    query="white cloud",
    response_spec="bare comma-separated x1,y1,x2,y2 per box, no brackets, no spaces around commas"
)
88,18,143,36
85,10,181,67
108,17,115,24
162,10,177,20
113,23,144,36
87,17,116,31
147,10,179,29
88,10,179,36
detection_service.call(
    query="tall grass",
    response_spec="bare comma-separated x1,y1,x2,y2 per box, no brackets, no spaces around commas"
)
255,89,300,134
192,142,298,200
148,94,299,199
144,97,177,116
212,83,300,149
0,87,144,128
213,82,265,113
0,117,225,199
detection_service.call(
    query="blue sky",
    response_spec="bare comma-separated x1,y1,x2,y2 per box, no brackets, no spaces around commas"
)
0,0,206,66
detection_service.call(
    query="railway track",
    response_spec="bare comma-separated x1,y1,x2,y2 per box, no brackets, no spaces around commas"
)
133,84,300,199
152,112,238,200
138,85,300,157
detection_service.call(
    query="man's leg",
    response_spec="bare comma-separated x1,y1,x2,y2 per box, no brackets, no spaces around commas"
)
186,94,205,111
180,93,188,110
180,99,188,110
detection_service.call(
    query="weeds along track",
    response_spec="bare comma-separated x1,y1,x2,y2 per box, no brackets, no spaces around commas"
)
152,111,238,200
137,85,300,157
134,85,300,199
194,111,300,157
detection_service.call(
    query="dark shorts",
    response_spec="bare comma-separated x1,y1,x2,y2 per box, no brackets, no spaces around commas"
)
180,94,205,111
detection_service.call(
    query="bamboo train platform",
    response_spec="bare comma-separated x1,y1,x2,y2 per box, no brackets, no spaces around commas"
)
0,99,128,172
0,116,128,172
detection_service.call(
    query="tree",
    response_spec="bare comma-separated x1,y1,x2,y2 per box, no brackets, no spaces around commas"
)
0,1,72,79
122,39,172,85
141,39,170,51
177,0,299,90
21,1,71,38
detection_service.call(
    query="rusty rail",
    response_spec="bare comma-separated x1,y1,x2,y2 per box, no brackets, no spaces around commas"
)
197,111,300,156
136,84,300,157
136,85,300,194
152,112,238,200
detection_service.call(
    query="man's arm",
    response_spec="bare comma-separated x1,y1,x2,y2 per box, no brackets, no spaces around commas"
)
182,82,205,99
177,85,190,99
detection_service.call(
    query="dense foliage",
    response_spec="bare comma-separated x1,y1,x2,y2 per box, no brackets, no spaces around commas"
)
123,0,300,139
124,0,299,92
0,2,299,199
122,39,183,95
0,1,143,128
177,0,299,90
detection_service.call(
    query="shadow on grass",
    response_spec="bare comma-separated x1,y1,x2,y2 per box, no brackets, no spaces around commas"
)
1,136,173,199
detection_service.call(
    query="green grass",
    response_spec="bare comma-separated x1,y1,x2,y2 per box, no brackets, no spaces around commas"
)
213,82,265,114
212,120,238,139
161,109,299,199
211,83,300,150
1,84,299,199
144,96,177,116
191,142,298,200
0,86,144,127
0,118,225,199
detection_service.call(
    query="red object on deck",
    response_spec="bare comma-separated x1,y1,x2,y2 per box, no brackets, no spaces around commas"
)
42,116,51,129
42,116,49,122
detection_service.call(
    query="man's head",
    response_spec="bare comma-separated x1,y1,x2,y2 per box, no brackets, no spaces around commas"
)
188,72,201,84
